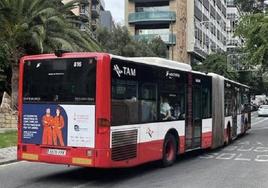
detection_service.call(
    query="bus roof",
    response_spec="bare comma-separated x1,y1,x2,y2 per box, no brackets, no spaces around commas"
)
208,73,250,88
20,52,249,88
111,55,192,72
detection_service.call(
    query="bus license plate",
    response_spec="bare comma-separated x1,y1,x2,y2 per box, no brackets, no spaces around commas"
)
47,149,66,156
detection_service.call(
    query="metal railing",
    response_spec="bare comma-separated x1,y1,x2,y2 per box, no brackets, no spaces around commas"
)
134,33,176,45
128,11,176,23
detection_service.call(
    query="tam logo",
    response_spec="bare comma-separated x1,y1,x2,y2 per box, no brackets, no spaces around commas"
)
113,64,136,77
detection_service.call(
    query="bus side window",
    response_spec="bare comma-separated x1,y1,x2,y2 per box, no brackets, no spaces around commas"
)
241,93,249,113
202,86,212,119
158,85,186,121
111,79,139,126
237,91,241,114
140,83,157,123
224,87,232,117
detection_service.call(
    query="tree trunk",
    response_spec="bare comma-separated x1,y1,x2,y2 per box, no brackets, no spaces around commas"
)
11,63,19,110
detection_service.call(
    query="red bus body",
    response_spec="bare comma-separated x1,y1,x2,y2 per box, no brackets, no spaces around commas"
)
17,52,251,168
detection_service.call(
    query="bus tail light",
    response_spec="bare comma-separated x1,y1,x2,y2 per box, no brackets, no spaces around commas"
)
97,118,110,134
22,145,27,152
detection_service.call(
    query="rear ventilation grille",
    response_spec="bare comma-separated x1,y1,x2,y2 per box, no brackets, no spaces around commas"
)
111,129,138,161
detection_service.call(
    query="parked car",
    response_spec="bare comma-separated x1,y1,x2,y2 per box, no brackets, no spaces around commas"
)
258,105,268,116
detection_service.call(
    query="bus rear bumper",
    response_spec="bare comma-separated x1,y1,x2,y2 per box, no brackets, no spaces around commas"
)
17,142,163,168
17,144,132,168
17,144,97,167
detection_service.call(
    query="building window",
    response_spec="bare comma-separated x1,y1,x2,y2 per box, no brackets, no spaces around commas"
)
136,5,169,12
226,0,235,7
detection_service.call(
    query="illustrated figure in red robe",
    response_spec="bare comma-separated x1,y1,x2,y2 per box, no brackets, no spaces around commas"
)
42,108,53,145
52,107,65,146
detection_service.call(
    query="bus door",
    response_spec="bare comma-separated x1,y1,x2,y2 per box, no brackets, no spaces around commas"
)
232,89,238,138
192,84,202,148
185,76,202,150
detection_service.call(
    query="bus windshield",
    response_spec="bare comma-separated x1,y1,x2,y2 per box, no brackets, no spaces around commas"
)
23,58,96,104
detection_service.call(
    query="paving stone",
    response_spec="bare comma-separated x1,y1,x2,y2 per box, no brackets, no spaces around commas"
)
0,146,17,165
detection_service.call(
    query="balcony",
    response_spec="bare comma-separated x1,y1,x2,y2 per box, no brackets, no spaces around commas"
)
92,0,105,8
92,4,100,18
80,12,90,22
134,33,176,45
80,6,90,21
80,0,89,5
130,0,171,2
128,11,176,24
91,20,98,30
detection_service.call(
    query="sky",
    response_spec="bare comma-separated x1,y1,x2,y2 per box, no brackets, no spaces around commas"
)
104,0,125,24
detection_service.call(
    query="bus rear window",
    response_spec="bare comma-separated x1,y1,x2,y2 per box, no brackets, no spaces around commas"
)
23,58,96,104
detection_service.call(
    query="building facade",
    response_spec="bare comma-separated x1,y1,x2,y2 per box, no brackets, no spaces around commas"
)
62,0,105,32
100,10,115,31
125,0,227,64
226,0,242,54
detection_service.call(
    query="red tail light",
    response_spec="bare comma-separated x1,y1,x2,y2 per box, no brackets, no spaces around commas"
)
22,145,27,152
97,118,110,134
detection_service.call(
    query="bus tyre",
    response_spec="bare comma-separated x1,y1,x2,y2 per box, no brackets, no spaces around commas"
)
162,133,177,167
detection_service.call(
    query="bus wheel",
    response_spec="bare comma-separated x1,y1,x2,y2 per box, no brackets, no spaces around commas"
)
162,133,177,167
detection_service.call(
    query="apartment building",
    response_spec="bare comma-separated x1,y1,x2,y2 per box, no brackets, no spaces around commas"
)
100,10,115,32
226,0,242,54
62,0,105,32
125,0,227,64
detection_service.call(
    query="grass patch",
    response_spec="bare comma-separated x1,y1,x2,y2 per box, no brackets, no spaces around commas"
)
0,131,17,148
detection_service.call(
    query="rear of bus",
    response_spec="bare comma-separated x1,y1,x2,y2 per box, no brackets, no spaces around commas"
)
17,52,112,167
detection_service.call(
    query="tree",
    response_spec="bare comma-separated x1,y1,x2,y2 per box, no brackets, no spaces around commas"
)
0,45,8,70
192,53,239,80
96,25,167,57
193,53,266,93
148,37,168,58
0,0,101,108
0,45,10,94
235,13,268,68
235,0,265,13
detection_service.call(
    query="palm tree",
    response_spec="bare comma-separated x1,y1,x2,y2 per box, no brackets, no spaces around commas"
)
0,0,101,108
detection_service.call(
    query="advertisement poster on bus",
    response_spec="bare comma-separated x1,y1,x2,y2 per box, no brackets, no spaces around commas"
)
22,104,95,148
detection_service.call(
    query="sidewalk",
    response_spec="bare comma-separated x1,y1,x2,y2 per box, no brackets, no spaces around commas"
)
0,146,17,165
0,128,17,165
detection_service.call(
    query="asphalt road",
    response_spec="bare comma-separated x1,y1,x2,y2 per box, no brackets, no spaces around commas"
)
1,112,268,188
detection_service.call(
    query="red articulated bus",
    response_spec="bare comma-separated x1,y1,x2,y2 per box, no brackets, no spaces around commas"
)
17,52,251,168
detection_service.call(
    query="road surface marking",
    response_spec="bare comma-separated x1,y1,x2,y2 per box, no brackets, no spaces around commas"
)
215,153,236,160
234,153,251,161
237,146,254,152
255,155,268,162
